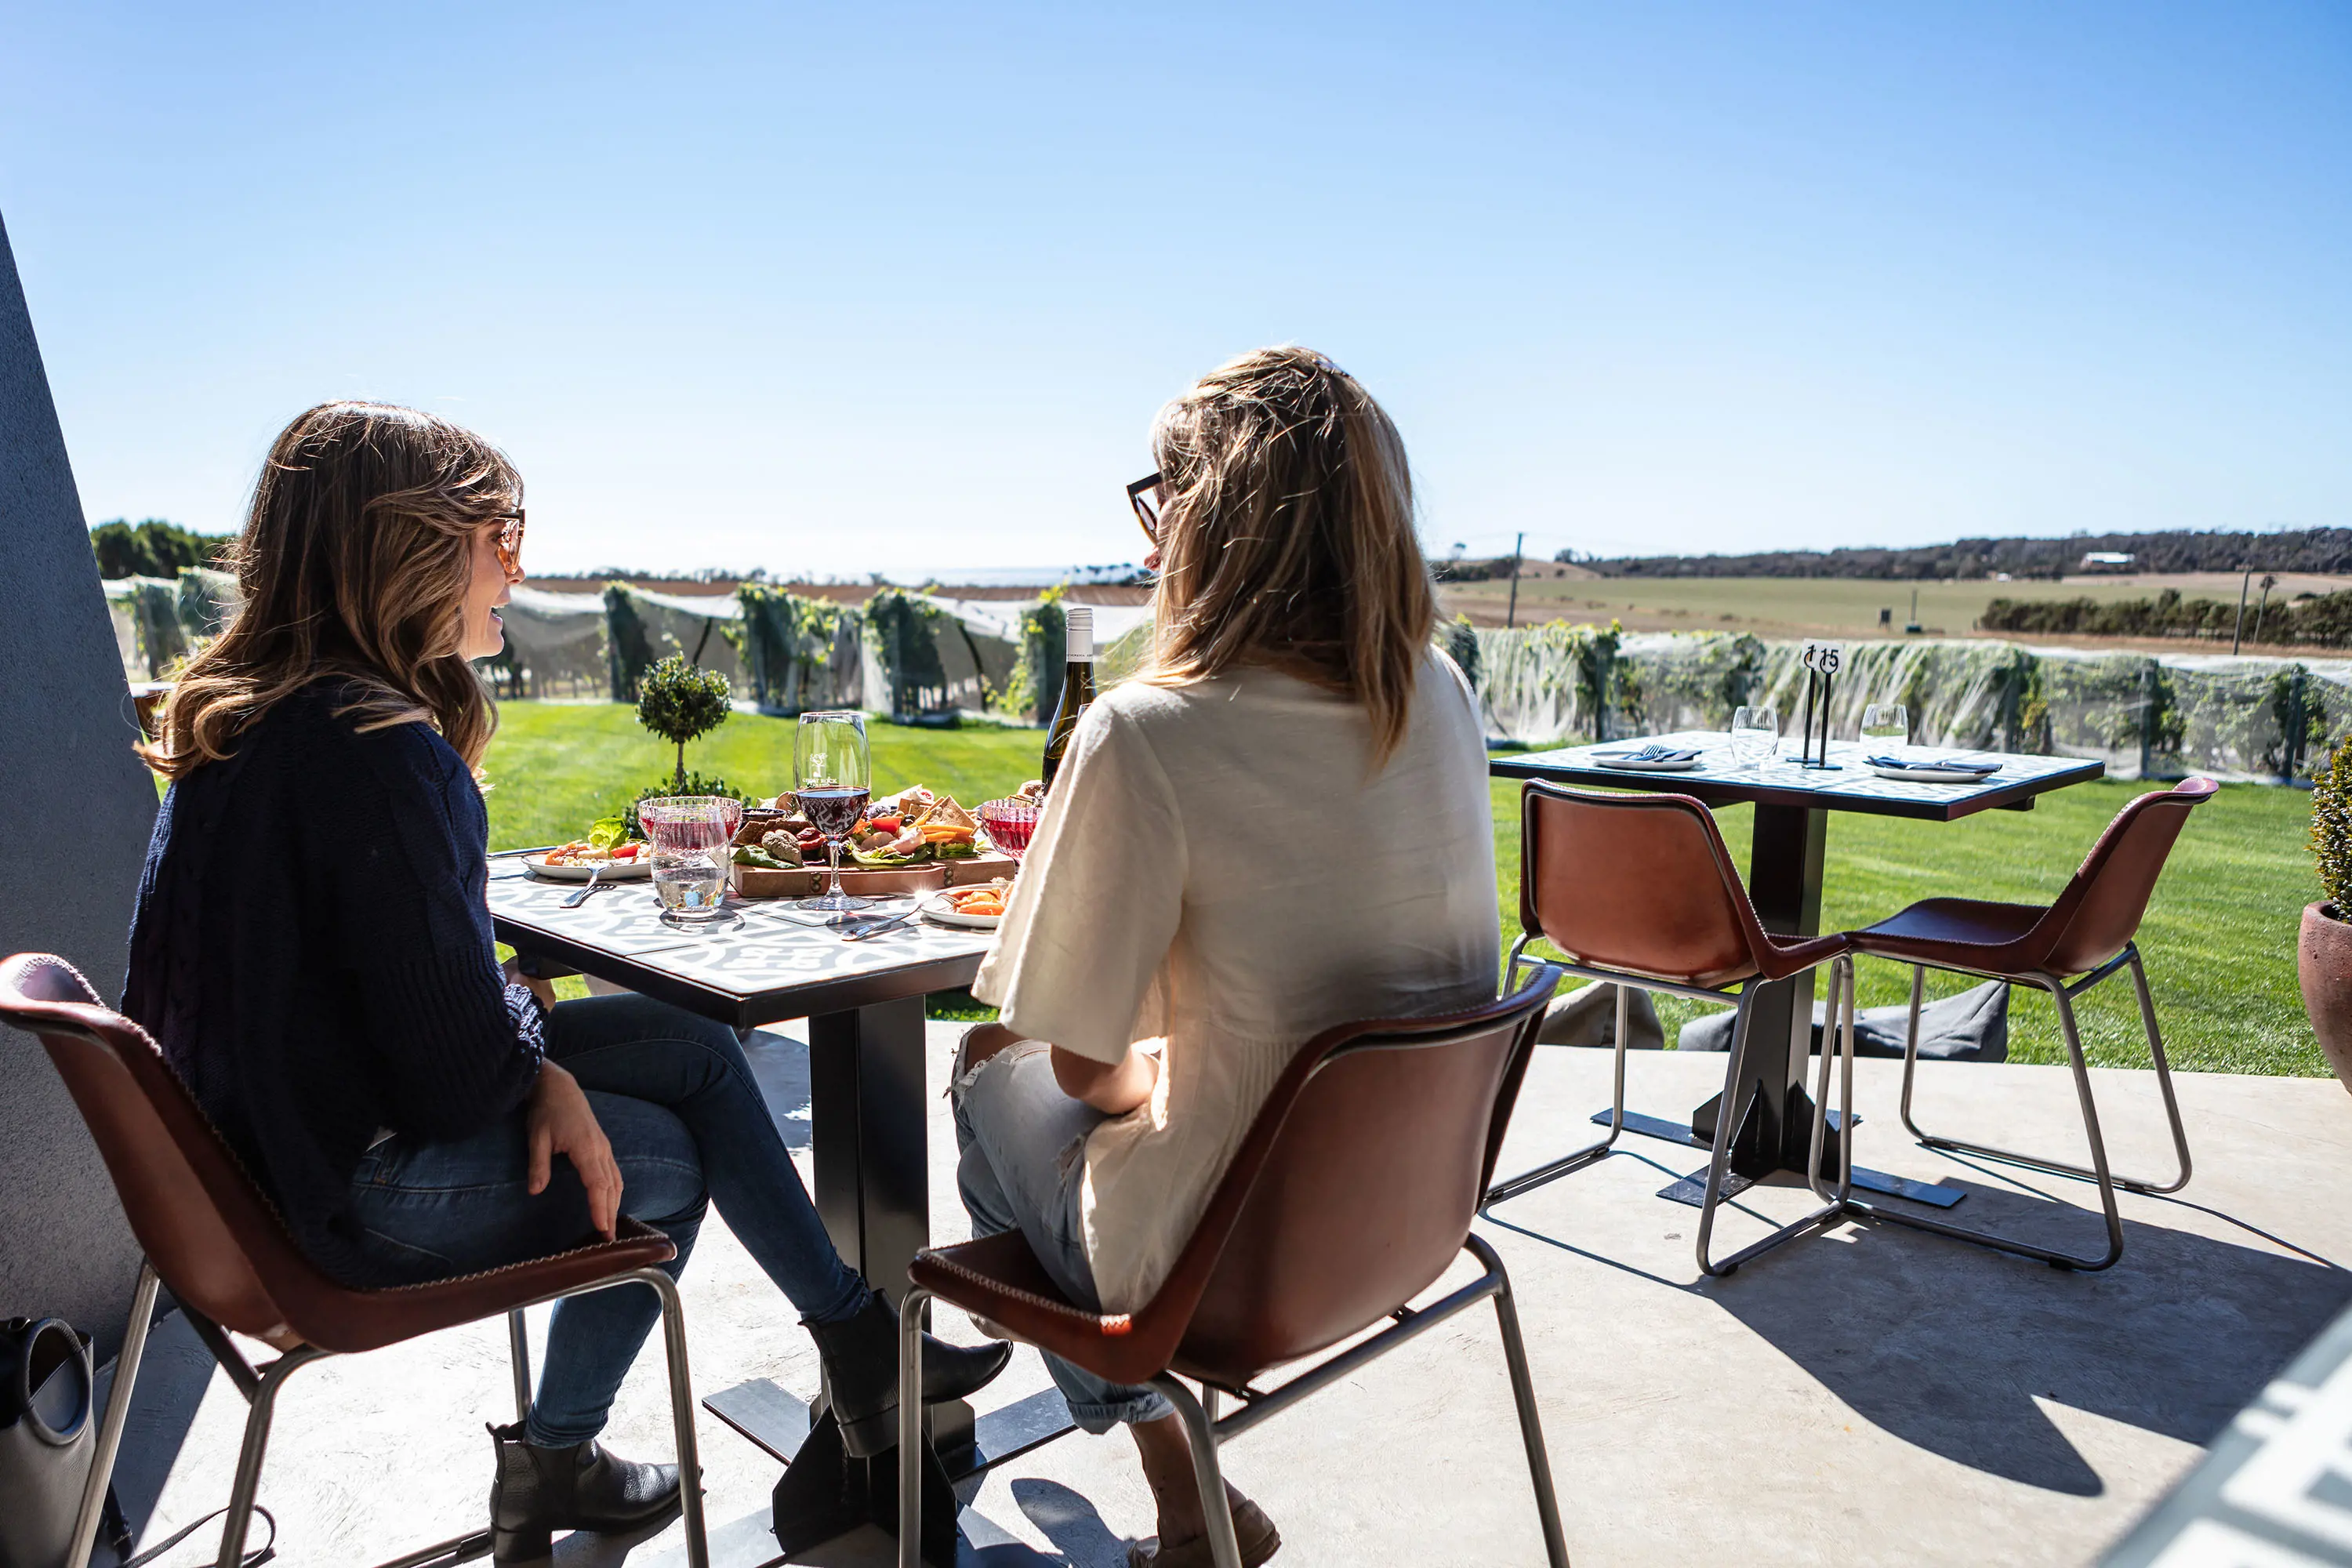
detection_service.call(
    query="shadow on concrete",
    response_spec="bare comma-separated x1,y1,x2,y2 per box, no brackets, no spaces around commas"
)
89,1305,216,1566
1009,1477,1128,1566
742,1029,813,1152
1486,1152,2352,1497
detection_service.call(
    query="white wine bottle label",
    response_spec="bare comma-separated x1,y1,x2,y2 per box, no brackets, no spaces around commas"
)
1065,604,1094,661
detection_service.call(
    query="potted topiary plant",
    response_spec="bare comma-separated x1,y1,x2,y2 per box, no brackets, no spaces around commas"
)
2301,731,2352,1091
637,653,733,795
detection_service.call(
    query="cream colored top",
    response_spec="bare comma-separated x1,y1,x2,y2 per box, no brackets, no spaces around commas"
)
972,651,1499,1313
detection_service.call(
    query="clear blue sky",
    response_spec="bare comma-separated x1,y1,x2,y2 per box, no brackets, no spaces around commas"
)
3,2,2346,577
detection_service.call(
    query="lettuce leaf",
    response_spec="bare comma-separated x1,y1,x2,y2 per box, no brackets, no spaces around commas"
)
934,839,981,860
586,815,633,851
849,845,926,868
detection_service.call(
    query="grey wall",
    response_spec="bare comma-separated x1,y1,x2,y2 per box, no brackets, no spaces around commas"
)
0,209,162,1363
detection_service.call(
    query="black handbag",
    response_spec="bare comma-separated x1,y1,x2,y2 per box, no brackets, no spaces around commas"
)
0,1316,273,1568
0,1316,107,1568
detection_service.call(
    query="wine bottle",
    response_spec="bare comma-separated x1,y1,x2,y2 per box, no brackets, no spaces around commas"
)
1040,605,1097,793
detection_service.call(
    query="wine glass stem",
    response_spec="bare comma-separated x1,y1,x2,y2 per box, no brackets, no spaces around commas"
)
827,837,844,899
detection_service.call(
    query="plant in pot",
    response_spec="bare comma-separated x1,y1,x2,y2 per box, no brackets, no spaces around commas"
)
2302,731,2352,1091
625,655,748,834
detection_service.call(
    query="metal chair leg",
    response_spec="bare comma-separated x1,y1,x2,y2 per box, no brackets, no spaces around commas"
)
632,1269,710,1568
1149,1375,1246,1568
217,1345,328,1568
1484,982,1632,1206
1893,946,2191,1195
1846,972,2126,1271
898,1287,929,1568
1697,970,1854,1278
1469,1236,1572,1568
66,1263,161,1568
506,1308,532,1425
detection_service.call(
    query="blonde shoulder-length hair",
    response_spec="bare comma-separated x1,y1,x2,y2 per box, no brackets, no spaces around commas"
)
143,401,517,779
1146,347,1436,761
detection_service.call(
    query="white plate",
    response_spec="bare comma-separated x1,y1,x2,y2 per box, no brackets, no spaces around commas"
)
1869,764,2000,785
521,853,655,882
1595,754,1704,772
920,891,1004,929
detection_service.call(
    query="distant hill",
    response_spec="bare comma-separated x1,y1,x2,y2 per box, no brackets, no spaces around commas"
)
1566,528,2352,581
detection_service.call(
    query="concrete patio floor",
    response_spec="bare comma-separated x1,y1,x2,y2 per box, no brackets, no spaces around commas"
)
103,1022,2352,1567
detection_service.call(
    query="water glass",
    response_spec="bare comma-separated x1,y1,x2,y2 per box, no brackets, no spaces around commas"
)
795,710,875,915
639,797,743,925
1731,705,1779,769
1861,702,1910,759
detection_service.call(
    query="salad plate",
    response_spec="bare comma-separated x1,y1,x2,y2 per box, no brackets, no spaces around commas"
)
920,887,1007,929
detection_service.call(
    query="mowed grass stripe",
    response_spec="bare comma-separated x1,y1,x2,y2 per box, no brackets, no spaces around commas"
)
484,703,2317,1076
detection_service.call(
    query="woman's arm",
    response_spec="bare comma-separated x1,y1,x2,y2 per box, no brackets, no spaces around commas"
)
1051,1041,1160,1116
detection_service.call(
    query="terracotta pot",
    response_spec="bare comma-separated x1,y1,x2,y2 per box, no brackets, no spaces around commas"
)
2299,902,2352,1093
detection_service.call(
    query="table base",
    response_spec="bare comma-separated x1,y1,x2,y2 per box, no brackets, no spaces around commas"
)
1587,1109,1965,1210
709,1379,1078,1563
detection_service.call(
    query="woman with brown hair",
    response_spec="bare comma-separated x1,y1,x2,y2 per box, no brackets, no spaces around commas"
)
953,347,1500,1566
125,401,1007,1561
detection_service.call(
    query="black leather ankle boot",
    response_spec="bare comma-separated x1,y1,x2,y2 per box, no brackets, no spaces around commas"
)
486,1421,681,1562
804,1290,1014,1459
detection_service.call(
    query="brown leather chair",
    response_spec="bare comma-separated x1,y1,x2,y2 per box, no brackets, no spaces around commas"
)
895,967,1571,1568
0,953,711,1568
1487,781,1860,1277
1833,776,2217,1271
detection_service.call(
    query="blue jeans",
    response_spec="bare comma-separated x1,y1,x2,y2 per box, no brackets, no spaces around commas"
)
952,1038,1172,1433
345,993,868,1447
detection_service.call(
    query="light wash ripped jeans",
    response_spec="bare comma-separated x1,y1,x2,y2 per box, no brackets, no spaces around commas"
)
950,1033,1174,1432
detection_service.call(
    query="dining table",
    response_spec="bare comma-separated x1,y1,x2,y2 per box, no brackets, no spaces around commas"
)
1489,731,2106,1203
486,855,1057,1567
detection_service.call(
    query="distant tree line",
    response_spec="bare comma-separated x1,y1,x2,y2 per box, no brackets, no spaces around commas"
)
1565,527,2352,580
90,518,234,579
1980,587,2352,648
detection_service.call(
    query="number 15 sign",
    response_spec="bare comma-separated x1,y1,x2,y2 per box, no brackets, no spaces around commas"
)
1797,642,1843,768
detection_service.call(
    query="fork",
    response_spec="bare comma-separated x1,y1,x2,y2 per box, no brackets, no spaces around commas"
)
561,866,609,909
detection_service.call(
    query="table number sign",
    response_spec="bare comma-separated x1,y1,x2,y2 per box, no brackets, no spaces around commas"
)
1797,642,1844,769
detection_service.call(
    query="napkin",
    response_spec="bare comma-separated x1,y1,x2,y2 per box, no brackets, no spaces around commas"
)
1870,755,2000,774
1598,744,1704,763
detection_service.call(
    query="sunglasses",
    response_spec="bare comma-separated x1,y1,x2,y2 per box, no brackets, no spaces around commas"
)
1127,473,1163,548
492,510,526,579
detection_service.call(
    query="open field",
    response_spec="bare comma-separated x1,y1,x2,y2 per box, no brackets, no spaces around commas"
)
483,702,2321,1077
1439,570,2347,653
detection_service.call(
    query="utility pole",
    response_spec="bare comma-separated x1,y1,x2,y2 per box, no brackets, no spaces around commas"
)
2232,566,2253,656
1504,531,1525,630
2253,573,2278,647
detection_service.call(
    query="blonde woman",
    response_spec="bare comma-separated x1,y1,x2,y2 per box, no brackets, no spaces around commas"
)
125,402,1006,1562
954,348,1500,1566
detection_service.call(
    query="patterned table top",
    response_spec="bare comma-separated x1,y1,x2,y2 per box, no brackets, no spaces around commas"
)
1490,731,2106,822
487,855,994,1024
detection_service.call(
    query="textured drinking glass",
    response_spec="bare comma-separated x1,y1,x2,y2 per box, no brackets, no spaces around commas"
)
795,710,874,914
1861,703,1910,758
639,797,742,924
976,798,1041,862
1731,705,1779,769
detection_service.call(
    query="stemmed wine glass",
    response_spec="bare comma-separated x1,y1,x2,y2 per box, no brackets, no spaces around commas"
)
795,710,874,916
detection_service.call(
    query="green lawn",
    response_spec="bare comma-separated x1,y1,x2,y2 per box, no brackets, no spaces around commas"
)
484,702,2321,1076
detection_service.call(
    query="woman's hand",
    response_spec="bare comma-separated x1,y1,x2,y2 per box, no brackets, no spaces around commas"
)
527,1062,622,1240
1051,1040,1162,1116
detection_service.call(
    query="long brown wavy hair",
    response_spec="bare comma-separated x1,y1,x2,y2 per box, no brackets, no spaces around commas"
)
142,401,518,779
1148,346,1436,761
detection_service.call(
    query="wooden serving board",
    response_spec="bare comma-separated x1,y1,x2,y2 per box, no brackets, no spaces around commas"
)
727,851,1018,901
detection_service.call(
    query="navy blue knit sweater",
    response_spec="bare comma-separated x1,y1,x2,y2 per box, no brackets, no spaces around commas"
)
124,681,546,1286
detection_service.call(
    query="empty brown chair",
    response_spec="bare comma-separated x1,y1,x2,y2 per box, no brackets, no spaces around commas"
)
0,953,711,1568
1835,776,2217,1271
896,967,1571,1568
1489,781,1860,1276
